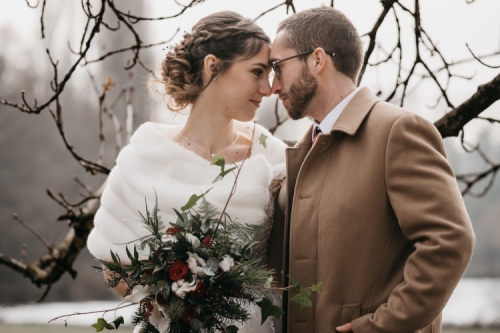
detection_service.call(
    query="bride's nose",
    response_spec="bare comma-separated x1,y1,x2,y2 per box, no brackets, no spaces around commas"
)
259,79,272,97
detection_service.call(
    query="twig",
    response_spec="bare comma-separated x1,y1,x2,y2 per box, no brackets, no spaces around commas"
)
12,214,53,251
214,123,257,235
466,43,500,68
125,71,135,144
0,0,106,114
254,2,286,21
48,303,134,323
269,97,287,134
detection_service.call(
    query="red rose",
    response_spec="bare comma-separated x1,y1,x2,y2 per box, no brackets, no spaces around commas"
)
192,281,206,298
166,227,181,235
202,235,212,248
169,260,188,281
181,305,200,324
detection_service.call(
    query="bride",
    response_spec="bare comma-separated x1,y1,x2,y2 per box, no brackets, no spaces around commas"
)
87,11,286,333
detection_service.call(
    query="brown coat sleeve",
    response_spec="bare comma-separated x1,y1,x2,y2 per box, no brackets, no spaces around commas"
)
352,113,475,333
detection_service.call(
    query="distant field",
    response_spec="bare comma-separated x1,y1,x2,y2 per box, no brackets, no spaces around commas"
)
1,324,499,333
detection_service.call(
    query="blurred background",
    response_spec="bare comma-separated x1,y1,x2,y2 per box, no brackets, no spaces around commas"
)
0,0,499,331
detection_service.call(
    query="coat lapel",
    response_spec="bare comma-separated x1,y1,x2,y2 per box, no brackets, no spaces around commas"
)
330,86,380,136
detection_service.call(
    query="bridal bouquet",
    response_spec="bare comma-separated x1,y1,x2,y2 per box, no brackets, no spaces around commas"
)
94,192,284,333
50,134,321,333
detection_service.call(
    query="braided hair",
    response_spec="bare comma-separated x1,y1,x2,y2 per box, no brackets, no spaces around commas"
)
153,11,270,111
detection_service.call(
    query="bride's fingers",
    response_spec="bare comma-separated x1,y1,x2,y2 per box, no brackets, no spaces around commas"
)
336,322,353,332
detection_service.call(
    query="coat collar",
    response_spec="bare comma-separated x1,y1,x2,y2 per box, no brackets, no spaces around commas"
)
293,87,379,148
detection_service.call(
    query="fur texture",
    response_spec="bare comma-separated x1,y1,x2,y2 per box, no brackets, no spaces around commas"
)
87,121,286,263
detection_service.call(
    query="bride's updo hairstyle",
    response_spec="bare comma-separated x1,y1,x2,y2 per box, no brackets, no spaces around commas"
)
156,11,270,111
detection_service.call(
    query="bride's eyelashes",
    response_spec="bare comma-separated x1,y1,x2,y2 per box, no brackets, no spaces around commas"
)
252,69,264,77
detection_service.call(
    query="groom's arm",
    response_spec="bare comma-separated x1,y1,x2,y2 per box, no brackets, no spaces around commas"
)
351,113,475,333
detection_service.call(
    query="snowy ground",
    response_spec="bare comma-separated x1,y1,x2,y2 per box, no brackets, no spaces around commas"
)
0,278,499,327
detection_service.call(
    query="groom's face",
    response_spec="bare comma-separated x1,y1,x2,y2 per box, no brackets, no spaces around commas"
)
270,31,318,120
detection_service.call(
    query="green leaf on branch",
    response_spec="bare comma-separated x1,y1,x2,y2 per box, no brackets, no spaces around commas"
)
259,134,268,148
290,287,312,310
110,250,119,265
312,281,323,293
90,266,104,272
112,316,124,329
91,318,114,331
288,276,301,289
213,166,237,183
181,188,212,211
210,154,226,168
256,297,285,324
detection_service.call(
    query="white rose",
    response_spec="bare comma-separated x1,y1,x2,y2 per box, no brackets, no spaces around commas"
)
123,285,150,303
171,278,198,298
148,304,170,332
185,233,201,248
186,252,206,276
219,255,235,272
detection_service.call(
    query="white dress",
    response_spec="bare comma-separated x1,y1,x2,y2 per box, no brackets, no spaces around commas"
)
87,121,286,333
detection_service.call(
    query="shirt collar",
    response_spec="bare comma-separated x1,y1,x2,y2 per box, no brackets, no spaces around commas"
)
312,87,360,140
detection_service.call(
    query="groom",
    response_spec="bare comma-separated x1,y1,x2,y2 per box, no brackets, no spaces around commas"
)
266,7,475,333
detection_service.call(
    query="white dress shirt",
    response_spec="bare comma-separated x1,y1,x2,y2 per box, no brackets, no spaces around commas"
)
312,87,360,140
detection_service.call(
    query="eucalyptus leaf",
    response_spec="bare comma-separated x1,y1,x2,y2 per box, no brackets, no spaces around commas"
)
153,265,164,274
190,318,204,331
201,217,211,234
206,257,220,272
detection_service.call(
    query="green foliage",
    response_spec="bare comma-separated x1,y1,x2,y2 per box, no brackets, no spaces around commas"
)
258,134,268,148
90,317,123,332
312,281,323,293
165,296,185,321
181,188,212,211
290,287,313,310
256,297,285,324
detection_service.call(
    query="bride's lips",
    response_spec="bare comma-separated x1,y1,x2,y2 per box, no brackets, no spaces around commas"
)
250,99,261,107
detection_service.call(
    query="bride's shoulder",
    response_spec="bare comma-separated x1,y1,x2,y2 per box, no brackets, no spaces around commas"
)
129,121,177,146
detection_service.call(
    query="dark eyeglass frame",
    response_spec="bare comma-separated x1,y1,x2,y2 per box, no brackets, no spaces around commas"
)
270,49,335,80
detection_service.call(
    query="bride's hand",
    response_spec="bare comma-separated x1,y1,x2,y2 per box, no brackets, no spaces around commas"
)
336,322,353,332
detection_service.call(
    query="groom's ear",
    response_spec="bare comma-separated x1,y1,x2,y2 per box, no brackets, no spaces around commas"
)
309,48,329,75
203,54,220,81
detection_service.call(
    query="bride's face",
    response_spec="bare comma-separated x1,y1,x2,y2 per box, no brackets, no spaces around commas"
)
214,44,272,122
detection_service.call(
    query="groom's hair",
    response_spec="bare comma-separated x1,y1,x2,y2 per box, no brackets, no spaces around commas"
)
277,6,363,84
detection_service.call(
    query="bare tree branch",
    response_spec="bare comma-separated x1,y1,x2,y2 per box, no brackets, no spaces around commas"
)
1,0,106,114
255,2,286,21
435,73,500,138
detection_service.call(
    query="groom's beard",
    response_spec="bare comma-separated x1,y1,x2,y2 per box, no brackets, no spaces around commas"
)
280,66,318,120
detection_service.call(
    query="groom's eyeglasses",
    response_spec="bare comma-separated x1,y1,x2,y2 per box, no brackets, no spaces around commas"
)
270,49,335,80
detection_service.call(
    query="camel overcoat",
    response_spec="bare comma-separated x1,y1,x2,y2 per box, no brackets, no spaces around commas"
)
267,87,475,333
